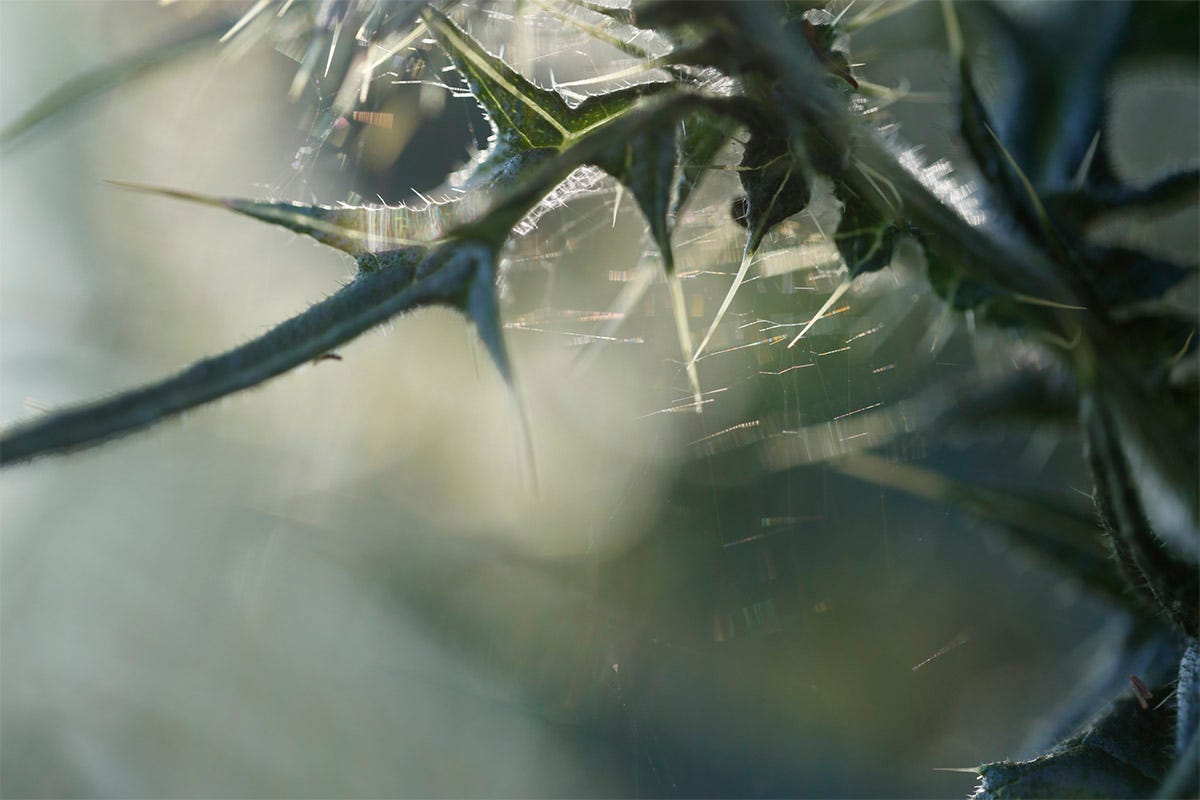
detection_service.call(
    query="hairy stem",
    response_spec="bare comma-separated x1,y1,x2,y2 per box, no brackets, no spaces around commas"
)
1082,395,1199,636
1,251,474,465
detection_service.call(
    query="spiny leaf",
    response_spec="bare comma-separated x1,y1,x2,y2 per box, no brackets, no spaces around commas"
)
107,180,439,257
425,7,571,150
941,0,1038,235
1077,245,1194,309
560,0,636,26
448,91,715,404
453,92,702,244
1082,395,1198,632
694,119,811,361
921,235,1002,313
597,104,736,270
675,107,740,214
1,19,699,468
1,17,226,149
1118,0,1200,67
4,157,585,467
423,5,670,192
974,688,1176,799
600,126,679,270
461,87,722,404
732,122,812,252
962,1,1130,191
974,747,1156,799
1109,311,1199,384
0,246,453,465
832,184,902,277
1046,168,1200,231
595,123,702,406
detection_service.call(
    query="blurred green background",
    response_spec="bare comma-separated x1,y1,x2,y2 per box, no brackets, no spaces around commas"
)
1,1,1195,797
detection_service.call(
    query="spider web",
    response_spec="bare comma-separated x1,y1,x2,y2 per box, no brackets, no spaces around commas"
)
272,0,987,787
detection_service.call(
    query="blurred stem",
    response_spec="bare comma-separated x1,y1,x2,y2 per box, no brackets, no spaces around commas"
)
1,17,227,148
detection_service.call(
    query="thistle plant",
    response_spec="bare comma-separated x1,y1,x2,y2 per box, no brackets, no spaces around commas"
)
1,1,1196,797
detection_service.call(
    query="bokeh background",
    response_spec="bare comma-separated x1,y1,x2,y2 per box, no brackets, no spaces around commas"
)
1,1,1196,797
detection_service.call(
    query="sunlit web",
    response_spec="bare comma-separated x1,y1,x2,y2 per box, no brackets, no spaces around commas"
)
232,0,1011,782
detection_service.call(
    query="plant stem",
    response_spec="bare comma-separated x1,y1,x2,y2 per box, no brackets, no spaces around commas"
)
1,252,472,465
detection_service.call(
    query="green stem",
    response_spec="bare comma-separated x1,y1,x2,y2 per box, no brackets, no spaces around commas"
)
1,250,474,465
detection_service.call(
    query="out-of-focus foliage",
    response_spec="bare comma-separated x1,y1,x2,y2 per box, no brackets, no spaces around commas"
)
1,0,1196,797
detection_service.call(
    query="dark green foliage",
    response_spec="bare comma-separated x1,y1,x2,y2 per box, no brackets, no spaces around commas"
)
923,244,1000,313
733,122,812,245
831,185,902,277
974,687,1177,799
1046,169,1200,232
1,2,1196,797
1076,245,1193,311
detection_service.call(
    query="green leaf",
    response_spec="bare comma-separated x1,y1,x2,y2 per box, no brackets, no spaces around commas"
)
441,81,725,403
425,8,569,146
975,686,1176,799
733,122,812,252
450,93,696,241
693,114,812,360
961,1,1131,192
1116,0,1199,68
942,1,1040,236
1077,245,1194,310
595,123,704,405
1111,312,1198,383
832,184,901,277
423,6,670,190
975,748,1156,799
676,107,739,214
921,234,1002,312
1046,169,1200,232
